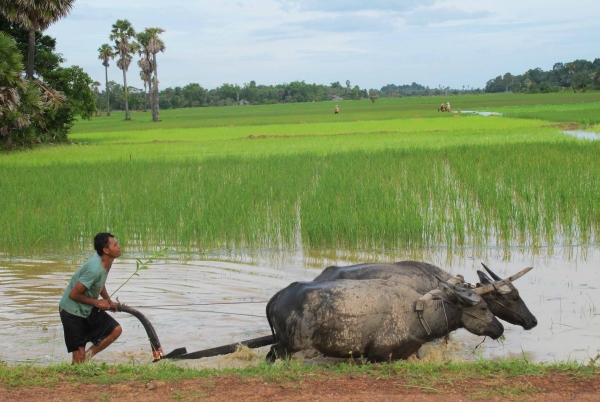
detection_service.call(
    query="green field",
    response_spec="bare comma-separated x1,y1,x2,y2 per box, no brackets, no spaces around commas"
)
1,93,599,255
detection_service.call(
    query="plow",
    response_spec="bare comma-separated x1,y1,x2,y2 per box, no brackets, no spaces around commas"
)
117,303,274,362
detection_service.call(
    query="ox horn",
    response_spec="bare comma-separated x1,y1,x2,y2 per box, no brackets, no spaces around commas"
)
435,275,482,306
481,262,502,281
473,267,533,295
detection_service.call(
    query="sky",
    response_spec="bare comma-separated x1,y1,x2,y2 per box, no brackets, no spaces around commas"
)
45,0,600,91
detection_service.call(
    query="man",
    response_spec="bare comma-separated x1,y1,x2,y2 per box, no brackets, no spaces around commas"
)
59,233,122,364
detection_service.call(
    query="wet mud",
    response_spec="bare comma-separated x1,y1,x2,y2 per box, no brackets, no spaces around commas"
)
0,247,598,366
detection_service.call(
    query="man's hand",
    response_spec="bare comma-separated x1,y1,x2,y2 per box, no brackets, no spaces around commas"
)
96,299,111,310
109,301,119,313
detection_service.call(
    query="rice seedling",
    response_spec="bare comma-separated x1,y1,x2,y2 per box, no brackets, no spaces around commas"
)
0,141,597,254
1,92,598,255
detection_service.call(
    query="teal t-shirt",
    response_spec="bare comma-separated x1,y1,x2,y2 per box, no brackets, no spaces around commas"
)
59,254,108,317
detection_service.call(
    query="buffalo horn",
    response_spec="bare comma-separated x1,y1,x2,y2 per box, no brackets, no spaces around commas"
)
473,266,533,295
435,275,482,306
481,262,502,281
477,270,512,294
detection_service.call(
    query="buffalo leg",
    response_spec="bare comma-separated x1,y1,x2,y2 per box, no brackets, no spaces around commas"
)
266,343,291,363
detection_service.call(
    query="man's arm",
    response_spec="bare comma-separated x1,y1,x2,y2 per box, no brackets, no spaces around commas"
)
100,286,119,312
69,282,111,310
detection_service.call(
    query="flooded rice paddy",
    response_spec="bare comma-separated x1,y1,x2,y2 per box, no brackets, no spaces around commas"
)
562,130,600,140
0,246,598,368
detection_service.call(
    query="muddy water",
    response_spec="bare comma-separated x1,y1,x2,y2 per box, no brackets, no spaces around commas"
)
0,247,598,367
562,130,600,140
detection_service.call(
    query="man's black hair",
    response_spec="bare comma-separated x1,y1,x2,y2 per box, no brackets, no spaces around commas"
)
94,232,114,256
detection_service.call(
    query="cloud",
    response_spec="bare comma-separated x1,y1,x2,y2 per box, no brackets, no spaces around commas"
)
405,7,493,26
253,14,394,42
276,0,434,12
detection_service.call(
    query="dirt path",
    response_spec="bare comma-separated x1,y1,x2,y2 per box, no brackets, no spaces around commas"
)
2,373,599,401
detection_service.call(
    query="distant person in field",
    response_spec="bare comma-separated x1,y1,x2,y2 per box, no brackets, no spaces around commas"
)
439,103,445,112
335,105,339,114
446,102,451,112
59,232,122,364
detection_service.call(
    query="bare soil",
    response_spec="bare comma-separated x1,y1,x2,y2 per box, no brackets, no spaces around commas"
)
542,122,582,130
2,373,599,401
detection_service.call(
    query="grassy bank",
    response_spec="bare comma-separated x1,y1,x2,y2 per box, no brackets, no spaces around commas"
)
1,358,598,389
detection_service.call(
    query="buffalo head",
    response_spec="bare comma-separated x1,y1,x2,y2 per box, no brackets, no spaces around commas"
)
475,263,538,330
436,277,504,340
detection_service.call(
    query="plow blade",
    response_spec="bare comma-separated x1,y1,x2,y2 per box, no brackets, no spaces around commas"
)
172,335,274,360
118,304,187,362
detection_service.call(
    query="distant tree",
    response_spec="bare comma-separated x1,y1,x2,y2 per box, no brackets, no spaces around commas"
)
566,62,576,93
368,89,379,103
145,27,165,122
110,19,136,120
139,70,149,111
135,31,152,113
97,43,114,116
0,0,74,79
91,81,101,115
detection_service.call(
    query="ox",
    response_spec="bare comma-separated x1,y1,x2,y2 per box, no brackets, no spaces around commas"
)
313,261,538,330
265,268,531,362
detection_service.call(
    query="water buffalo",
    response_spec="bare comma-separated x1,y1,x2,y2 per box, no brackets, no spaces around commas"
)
264,270,533,362
313,261,538,330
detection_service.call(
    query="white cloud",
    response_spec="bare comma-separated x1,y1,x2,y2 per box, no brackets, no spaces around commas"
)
275,0,434,12
42,0,600,90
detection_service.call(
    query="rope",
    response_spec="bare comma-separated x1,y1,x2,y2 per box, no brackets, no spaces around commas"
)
488,298,532,321
129,306,266,318
124,300,269,309
441,299,450,342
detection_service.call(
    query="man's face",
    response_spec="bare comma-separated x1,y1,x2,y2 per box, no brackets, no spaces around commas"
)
103,237,122,258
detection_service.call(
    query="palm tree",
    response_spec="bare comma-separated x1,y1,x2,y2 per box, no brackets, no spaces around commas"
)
145,27,165,122
90,81,101,115
139,70,149,112
110,19,136,120
566,63,575,93
0,0,74,79
135,31,153,113
97,44,114,116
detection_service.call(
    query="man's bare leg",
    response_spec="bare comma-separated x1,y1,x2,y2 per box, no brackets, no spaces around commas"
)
85,326,122,361
72,346,86,364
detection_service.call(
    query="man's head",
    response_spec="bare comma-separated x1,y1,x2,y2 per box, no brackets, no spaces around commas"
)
94,232,121,258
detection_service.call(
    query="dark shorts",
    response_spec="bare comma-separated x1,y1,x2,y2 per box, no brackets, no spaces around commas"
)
59,307,120,353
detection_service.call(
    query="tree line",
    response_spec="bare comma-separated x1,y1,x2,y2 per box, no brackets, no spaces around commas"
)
97,19,165,122
380,82,484,98
95,77,485,112
94,79,377,111
485,58,600,93
0,0,95,149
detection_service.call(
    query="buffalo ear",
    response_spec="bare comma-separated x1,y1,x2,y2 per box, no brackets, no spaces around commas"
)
439,282,482,306
477,270,493,285
440,282,459,301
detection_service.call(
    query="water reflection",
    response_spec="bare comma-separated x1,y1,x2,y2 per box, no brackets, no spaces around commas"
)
0,246,598,366
457,111,502,116
562,130,600,140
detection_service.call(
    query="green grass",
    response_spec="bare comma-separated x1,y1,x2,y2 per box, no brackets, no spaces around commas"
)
73,92,600,134
494,102,600,125
0,116,566,165
0,358,597,389
1,92,599,255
